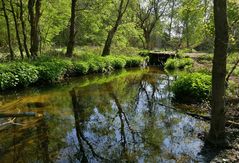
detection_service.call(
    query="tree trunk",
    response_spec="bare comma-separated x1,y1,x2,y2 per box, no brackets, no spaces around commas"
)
28,0,41,58
207,0,229,146
10,0,24,59
66,0,77,58
144,30,151,50
102,0,129,56
185,20,190,48
169,0,175,40
102,26,118,56
20,0,30,58
1,0,15,60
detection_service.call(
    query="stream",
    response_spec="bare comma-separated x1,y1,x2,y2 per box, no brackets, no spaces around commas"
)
0,67,209,162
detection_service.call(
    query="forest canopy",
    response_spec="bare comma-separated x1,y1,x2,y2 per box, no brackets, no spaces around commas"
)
0,0,238,59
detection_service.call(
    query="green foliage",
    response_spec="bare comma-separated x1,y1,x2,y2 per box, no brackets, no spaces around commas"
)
138,50,150,57
106,56,126,69
172,73,211,103
227,52,239,64
88,57,108,73
0,62,39,90
34,57,73,82
0,72,18,90
9,62,39,87
40,0,70,45
36,62,66,82
178,48,193,54
164,58,193,70
0,51,145,90
175,51,186,59
227,64,239,76
164,59,176,69
73,61,89,74
178,0,205,48
190,66,211,75
120,56,145,67
197,54,213,62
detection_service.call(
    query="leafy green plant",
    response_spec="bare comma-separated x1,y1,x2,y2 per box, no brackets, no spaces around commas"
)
0,72,18,90
164,58,193,70
0,52,146,90
34,57,74,82
120,56,145,67
164,58,177,69
73,61,89,74
177,58,193,69
197,54,213,62
0,62,39,90
172,73,211,103
106,56,126,69
9,62,39,87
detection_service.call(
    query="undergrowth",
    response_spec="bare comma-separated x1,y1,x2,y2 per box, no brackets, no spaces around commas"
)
0,53,146,90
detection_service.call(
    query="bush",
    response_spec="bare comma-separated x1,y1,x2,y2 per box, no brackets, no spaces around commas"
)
0,52,146,90
177,58,193,69
0,72,18,90
120,56,144,67
78,53,108,72
172,73,211,103
106,56,126,69
73,61,89,74
0,62,39,90
164,58,177,69
164,58,193,70
34,58,71,82
197,54,213,62
9,62,39,87
138,50,150,57
197,53,213,64
93,57,108,72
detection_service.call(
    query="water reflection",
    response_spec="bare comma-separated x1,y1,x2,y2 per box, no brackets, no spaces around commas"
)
0,67,208,162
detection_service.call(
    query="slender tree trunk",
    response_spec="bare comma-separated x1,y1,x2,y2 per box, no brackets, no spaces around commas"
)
144,30,151,50
226,58,239,84
102,0,129,56
28,0,41,58
66,0,77,57
185,21,190,48
10,0,24,59
169,0,175,40
1,0,15,60
20,0,30,58
102,25,119,56
207,0,229,146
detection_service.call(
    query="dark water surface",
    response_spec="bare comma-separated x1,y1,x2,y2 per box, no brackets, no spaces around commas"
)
0,67,209,162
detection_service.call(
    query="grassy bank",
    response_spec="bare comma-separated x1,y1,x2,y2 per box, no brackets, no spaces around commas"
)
164,52,239,103
0,52,147,91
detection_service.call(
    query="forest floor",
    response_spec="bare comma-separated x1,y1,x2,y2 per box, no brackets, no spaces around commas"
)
186,52,239,162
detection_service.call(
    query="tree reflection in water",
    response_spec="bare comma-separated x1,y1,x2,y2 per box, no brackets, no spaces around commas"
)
66,69,206,162
0,68,208,162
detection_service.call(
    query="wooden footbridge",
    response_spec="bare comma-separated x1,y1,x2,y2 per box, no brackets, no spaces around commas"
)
139,51,176,66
